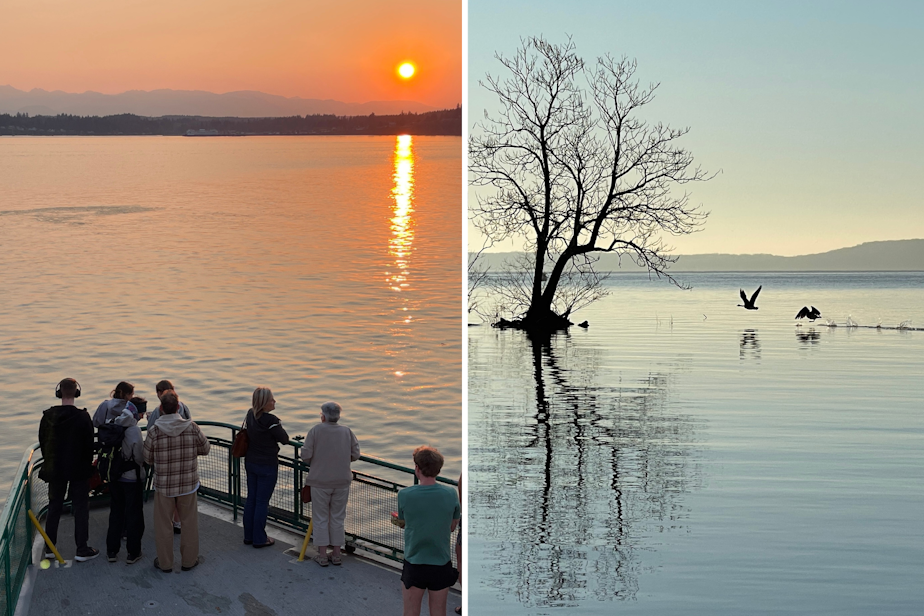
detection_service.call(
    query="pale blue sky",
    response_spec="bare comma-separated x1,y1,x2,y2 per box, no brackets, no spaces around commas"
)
468,1,924,256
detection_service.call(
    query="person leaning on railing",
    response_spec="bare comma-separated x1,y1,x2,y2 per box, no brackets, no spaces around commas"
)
300,401,360,567
242,387,289,549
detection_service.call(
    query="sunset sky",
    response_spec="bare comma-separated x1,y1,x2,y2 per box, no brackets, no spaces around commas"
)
0,0,461,109
468,1,924,256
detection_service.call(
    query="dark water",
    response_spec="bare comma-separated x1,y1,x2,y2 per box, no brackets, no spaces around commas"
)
468,272,924,615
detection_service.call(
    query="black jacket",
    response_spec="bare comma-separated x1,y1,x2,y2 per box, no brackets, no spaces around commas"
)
38,405,95,482
244,410,289,467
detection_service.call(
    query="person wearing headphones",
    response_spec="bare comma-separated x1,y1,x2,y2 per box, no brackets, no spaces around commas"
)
38,378,100,561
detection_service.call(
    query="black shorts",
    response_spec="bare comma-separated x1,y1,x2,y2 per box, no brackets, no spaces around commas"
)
401,560,458,591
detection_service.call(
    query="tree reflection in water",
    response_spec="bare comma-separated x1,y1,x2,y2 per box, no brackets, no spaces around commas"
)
469,328,703,609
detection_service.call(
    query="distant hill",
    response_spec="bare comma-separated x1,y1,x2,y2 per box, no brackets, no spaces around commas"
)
0,85,437,118
471,239,924,272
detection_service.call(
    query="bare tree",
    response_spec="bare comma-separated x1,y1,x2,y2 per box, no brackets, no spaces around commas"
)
470,36,710,332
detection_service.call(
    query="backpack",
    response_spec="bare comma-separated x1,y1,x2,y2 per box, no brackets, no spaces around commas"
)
97,421,140,483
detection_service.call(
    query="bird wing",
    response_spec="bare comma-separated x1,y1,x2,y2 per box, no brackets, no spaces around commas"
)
810,306,821,317
750,285,762,304
796,306,809,319
739,289,747,303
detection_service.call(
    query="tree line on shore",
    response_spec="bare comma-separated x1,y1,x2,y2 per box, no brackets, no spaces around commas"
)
0,107,462,136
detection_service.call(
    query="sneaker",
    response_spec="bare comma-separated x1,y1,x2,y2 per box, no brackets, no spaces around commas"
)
75,547,100,562
107,552,118,563
126,553,143,565
43,551,55,560
153,557,171,572
173,522,182,535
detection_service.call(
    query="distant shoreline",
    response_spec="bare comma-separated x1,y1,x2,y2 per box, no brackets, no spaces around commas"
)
471,240,924,273
0,107,462,137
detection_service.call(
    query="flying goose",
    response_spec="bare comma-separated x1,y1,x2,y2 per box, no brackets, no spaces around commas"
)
738,286,762,310
795,306,821,321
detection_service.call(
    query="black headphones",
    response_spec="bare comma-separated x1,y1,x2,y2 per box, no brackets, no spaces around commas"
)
55,378,82,399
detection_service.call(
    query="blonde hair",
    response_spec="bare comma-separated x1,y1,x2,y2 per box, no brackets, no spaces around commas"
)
251,387,274,419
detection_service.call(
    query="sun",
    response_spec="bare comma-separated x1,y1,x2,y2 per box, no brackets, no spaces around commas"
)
398,62,416,79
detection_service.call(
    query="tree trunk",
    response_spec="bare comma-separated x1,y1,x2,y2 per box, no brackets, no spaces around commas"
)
494,248,575,333
495,305,572,332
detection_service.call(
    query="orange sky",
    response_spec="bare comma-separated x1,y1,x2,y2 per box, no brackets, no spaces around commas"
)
0,0,461,109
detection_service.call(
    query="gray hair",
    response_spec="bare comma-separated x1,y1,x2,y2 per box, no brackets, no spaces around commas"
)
320,401,341,423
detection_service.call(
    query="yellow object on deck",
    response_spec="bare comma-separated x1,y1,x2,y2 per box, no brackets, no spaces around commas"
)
298,519,313,562
27,509,65,564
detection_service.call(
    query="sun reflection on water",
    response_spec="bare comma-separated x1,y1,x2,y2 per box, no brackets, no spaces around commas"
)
386,135,417,379
388,134,415,299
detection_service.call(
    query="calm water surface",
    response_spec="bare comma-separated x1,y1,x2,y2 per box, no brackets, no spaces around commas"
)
0,135,462,504
469,272,924,615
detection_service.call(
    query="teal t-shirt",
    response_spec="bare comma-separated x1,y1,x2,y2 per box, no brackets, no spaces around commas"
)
397,483,461,565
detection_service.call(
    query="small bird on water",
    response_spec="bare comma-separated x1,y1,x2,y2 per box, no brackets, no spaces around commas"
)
795,306,822,321
738,286,762,310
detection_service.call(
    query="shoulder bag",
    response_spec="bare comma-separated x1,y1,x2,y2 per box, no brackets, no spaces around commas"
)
231,418,249,458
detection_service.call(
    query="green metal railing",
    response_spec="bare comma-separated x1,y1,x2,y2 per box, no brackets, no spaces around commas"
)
0,421,458,616
0,446,37,616
195,421,458,564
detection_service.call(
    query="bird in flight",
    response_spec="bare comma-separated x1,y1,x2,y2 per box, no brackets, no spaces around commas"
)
738,286,762,310
795,306,822,321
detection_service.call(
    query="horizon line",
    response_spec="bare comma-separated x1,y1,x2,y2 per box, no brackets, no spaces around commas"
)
470,238,924,260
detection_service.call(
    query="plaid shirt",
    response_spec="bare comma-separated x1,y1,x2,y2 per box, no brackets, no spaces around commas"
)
143,418,210,497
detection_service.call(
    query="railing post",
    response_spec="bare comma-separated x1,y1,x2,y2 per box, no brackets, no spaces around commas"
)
295,450,302,523
24,470,32,548
229,427,238,522
293,443,300,526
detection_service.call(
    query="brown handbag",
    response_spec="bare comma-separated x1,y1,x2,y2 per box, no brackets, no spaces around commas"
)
231,419,249,458
301,484,311,503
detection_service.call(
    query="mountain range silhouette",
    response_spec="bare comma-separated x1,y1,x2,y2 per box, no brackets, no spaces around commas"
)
0,85,437,118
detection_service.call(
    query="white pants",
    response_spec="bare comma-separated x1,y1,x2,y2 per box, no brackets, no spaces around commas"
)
311,486,350,547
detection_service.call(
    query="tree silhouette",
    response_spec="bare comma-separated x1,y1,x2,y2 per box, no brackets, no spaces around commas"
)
470,36,710,332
